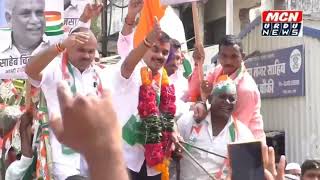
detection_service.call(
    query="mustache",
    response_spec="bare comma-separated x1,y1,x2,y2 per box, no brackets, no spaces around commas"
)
152,57,165,64
223,64,234,68
80,58,92,62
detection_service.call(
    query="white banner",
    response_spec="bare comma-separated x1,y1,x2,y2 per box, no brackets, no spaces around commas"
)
0,0,64,79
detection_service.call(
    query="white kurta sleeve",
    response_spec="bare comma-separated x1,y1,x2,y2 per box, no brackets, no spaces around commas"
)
5,155,34,180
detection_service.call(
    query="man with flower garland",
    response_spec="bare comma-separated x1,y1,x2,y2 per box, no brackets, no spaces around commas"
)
117,0,190,119
113,16,179,179
175,78,254,180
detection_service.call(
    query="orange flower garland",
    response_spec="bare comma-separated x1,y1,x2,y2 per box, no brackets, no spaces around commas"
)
139,67,176,180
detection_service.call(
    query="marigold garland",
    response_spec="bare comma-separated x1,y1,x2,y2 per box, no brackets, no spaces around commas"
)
139,67,176,180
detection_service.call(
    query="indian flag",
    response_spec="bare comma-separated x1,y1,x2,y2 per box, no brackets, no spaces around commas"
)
45,11,64,36
134,0,188,52
133,0,167,48
134,0,192,80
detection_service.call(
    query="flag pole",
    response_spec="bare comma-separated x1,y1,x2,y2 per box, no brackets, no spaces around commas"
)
191,2,205,101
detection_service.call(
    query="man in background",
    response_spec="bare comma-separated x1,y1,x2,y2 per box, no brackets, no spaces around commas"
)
285,163,301,180
301,160,320,180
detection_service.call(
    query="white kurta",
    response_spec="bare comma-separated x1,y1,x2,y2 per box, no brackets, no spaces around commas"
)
174,111,254,180
29,59,111,180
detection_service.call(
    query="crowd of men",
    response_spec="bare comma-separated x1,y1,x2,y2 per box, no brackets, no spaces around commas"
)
0,0,319,180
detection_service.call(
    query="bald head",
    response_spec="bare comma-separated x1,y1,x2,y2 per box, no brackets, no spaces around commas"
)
68,27,98,73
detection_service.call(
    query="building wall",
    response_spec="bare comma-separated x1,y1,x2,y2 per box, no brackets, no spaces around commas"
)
241,21,320,163
204,0,226,23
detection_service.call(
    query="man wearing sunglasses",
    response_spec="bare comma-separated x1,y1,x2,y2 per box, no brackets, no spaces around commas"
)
175,78,254,180
190,35,265,142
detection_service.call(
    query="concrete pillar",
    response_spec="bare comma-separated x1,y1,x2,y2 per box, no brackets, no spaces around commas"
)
226,0,234,34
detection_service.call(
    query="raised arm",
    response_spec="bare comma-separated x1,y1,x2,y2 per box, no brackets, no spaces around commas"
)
121,17,161,79
117,0,143,59
121,0,143,36
25,32,89,81
78,3,103,25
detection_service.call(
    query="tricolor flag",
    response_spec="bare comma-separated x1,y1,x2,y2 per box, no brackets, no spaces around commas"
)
134,0,188,52
44,11,64,37
133,0,166,48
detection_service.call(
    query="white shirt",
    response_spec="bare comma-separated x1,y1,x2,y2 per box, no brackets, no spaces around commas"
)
29,58,110,179
117,31,134,60
117,31,191,116
0,31,50,79
169,68,190,116
112,61,162,176
5,121,41,180
5,155,34,180
175,111,254,180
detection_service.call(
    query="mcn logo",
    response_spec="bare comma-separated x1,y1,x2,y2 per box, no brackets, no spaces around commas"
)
261,10,303,37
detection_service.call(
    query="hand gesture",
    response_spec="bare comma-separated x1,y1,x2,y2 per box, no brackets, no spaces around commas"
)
146,17,162,44
61,32,90,49
80,3,104,23
193,43,205,66
192,102,208,122
50,81,120,156
201,80,213,99
263,146,286,180
128,0,144,18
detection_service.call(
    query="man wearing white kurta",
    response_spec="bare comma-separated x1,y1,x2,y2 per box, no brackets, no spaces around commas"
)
174,79,255,180
25,27,110,179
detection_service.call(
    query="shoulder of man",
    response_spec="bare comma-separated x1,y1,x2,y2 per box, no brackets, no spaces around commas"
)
209,65,224,83
235,120,255,140
177,111,195,129
239,71,260,92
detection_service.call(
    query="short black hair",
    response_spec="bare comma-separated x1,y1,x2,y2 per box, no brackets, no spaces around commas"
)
218,35,243,53
159,31,171,44
170,39,181,50
301,160,320,176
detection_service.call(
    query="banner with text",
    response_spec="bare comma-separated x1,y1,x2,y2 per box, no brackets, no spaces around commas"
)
0,0,71,79
245,45,305,98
